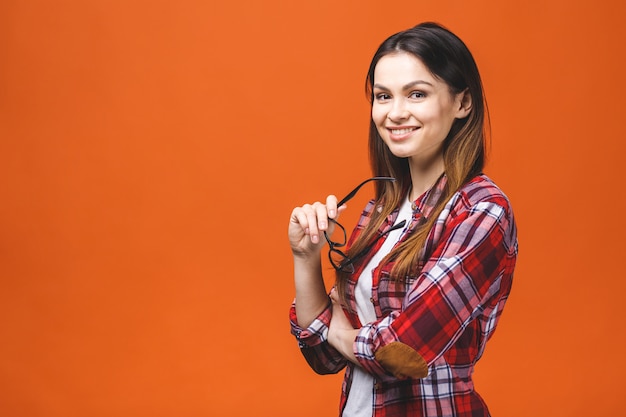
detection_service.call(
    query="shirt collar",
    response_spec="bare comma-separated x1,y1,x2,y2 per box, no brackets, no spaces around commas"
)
382,174,447,226
411,174,447,220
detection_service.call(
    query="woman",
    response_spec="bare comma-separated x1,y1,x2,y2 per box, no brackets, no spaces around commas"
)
288,22,517,417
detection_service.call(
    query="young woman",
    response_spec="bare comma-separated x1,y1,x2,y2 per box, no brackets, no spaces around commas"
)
288,22,518,417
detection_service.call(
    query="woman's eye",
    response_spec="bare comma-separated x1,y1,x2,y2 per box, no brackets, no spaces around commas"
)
409,91,426,99
375,93,391,101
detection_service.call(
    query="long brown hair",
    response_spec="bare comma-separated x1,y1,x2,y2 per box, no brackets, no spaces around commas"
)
336,22,490,296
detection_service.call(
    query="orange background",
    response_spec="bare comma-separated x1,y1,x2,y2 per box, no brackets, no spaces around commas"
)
1,1,625,416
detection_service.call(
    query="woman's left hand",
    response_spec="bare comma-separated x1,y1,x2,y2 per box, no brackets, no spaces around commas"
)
329,287,354,332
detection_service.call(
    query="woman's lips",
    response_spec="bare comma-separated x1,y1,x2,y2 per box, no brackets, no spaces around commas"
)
387,126,419,140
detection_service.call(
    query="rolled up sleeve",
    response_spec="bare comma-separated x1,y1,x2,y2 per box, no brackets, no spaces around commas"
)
289,298,348,375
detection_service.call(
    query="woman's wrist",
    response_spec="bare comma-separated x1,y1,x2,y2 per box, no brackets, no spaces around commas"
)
292,253,324,280
329,327,360,364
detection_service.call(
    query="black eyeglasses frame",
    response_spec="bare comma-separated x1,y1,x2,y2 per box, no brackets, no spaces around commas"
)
324,176,398,273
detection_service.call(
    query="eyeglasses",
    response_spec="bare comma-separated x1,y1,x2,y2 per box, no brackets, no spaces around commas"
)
324,177,406,273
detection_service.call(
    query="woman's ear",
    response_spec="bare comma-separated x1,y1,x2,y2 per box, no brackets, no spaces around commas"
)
455,89,472,119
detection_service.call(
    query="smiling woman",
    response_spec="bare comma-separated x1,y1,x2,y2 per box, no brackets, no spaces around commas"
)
371,53,472,194
287,22,517,417
1,1,625,416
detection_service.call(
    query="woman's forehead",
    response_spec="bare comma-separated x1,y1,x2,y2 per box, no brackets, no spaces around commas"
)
373,53,440,87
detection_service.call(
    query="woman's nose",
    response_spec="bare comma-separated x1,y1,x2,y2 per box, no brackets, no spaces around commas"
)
387,99,409,121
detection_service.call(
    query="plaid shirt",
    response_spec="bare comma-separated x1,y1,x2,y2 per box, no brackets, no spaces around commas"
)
290,175,518,417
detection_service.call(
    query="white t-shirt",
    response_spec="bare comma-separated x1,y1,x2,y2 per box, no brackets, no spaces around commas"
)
342,198,412,417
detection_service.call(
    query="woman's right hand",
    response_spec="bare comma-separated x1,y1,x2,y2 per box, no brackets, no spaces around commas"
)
288,195,343,258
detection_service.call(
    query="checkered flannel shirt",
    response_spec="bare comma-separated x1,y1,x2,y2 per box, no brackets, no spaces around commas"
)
290,175,518,417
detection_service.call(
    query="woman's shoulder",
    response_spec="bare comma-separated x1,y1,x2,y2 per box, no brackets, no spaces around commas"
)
457,174,513,211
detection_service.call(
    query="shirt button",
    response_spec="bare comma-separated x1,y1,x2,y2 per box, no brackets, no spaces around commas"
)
374,382,382,390
369,297,375,304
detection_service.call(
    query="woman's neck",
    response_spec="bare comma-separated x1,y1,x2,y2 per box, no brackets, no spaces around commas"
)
408,157,445,201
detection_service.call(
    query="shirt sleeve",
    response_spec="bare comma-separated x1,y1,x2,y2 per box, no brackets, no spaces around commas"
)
289,298,348,375
353,198,517,380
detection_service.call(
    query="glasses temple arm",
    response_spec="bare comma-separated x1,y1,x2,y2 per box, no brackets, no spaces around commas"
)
336,176,396,207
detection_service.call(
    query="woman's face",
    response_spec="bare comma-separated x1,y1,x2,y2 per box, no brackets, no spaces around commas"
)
371,52,469,166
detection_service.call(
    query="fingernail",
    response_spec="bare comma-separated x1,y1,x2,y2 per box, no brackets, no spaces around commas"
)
311,235,319,244
329,209,336,217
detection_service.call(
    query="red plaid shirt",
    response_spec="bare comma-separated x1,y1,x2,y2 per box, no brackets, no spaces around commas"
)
290,175,518,417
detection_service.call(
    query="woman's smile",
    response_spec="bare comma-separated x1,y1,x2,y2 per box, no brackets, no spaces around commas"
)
387,126,420,141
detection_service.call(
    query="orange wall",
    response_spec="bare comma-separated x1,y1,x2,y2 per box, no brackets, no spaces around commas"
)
1,1,625,416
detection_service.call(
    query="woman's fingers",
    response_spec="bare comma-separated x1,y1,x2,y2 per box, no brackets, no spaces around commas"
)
329,286,339,303
305,199,340,244
289,195,342,250
314,202,329,236
326,195,338,219
305,203,323,243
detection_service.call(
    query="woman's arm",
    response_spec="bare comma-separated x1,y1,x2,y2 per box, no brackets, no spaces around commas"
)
288,195,351,375
292,254,328,328
327,288,360,364
288,195,341,328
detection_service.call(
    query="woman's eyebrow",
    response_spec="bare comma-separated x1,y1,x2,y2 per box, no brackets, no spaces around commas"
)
373,80,434,91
